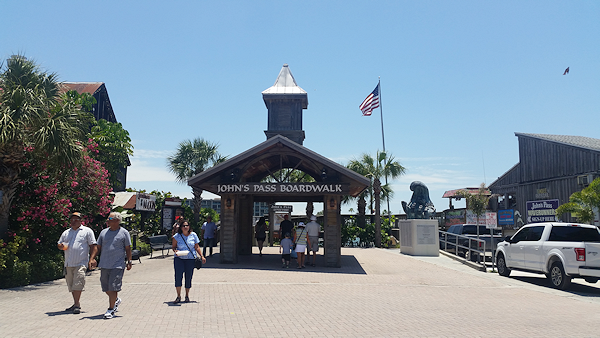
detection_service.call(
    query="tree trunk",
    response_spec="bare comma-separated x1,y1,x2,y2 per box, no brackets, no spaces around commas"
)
374,179,382,248
192,187,203,225
357,195,366,229
0,184,17,240
0,148,22,240
306,201,314,218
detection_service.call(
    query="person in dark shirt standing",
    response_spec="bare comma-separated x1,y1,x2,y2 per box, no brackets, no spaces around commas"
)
201,216,217,257
279,214,293,241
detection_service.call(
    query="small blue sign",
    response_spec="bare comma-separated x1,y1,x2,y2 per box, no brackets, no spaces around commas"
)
498,209,514,226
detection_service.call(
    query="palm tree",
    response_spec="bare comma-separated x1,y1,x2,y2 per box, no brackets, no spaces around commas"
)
167,138,227,224
348,151,405,247
347,154,375,231
0,55,86,237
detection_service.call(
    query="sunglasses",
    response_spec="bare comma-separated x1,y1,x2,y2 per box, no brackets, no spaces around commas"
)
108,217,116,220
182,224,190,227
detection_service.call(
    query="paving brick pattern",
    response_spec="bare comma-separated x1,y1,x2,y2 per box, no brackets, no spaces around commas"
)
1,247,599,337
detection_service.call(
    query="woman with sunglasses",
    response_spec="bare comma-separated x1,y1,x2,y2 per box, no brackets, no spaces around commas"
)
171,220,206,303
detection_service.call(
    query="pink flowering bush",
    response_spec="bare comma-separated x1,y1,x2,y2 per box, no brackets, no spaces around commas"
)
9,140,112,255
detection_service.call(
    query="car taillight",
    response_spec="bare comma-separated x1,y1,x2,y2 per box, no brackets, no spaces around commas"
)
575,248,586,261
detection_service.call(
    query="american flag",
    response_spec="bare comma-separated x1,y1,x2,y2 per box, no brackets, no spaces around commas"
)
359,84,380,116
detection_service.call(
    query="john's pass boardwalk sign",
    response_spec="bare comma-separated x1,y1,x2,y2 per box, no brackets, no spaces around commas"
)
214,183,349,195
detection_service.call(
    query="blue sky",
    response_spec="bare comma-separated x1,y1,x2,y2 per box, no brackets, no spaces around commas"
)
3,1,599,214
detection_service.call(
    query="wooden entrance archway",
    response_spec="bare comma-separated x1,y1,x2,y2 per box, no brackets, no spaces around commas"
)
188,135,369,267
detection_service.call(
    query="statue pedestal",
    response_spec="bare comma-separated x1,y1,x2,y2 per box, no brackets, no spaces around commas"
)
399,219,439,256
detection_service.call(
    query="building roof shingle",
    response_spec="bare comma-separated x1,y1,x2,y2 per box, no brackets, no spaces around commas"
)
515,132,600,152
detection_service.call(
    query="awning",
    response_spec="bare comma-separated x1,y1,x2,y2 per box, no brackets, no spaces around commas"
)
442,188,491,199
111,192,137,209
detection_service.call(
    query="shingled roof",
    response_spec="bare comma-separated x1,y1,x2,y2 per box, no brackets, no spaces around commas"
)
60,82,104,95
515,133,600,152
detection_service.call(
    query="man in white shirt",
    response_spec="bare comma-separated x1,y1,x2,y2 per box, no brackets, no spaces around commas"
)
57,212,97,314
305,215,321,267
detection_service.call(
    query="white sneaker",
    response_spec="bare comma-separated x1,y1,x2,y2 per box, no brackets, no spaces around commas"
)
103,308,114,319
114,297,121,312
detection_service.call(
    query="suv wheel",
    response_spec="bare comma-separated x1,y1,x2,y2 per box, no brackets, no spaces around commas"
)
549,262,571,290
497,253,511,277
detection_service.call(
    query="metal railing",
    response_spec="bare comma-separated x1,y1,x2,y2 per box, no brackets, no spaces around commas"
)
438,231,488,267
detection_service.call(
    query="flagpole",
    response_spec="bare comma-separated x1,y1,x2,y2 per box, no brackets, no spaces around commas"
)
378,78,393,233
379,78,385,152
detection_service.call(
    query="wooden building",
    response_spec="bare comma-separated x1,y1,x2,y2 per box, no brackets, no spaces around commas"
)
61,82,129,191
61,82,118,123
489,133,600,228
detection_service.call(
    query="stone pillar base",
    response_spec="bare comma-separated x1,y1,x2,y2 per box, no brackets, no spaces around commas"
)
399,219,439,256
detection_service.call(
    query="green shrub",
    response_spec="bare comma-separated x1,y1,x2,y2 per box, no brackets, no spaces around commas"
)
1,235,65,288
0,257,32,288
29,253,64,284
136,241,151,256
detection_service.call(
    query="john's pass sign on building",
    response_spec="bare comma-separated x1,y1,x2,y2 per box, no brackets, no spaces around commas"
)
214,183,349,195
526,199,559,223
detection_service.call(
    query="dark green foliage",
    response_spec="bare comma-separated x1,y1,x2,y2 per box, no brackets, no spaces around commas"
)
136,240,151,256
341,215,392,248
556,177,600,224
0,251,64,289
89,119,133,190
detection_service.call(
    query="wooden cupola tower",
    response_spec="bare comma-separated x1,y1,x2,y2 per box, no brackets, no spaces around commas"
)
262,64,308,145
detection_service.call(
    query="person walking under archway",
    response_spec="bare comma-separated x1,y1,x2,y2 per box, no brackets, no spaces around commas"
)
201,216,217,257
279,214,293,241
294,222,309,269
255,217,267,256
305,215,320,267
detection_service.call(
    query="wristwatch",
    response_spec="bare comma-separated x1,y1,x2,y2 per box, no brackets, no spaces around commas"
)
127,260,132,264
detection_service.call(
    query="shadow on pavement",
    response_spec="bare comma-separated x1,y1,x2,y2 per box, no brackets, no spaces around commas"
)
201,253,367,275
164,301,198,306
511,276,600,297
80,314,109,320
45,310,75,317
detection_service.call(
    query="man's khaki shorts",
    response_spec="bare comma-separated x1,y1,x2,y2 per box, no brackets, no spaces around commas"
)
65,266,87,292
309,236,319,253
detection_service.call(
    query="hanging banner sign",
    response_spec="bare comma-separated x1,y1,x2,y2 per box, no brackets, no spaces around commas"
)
164,197,182,206
213,183,349,195
136,193,156,212
526,199,559,223
271,205,293,212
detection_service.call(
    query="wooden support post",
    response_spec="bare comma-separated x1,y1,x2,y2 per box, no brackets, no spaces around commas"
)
219,194,237,263
323,195,341,267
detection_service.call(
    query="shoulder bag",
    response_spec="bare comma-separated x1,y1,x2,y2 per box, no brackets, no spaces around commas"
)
181,234,202,269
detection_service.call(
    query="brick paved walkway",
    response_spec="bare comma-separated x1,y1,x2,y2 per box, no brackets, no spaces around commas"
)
1,247,599,337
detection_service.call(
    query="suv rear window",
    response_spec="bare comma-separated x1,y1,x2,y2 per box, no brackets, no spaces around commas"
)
548,226,600,242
